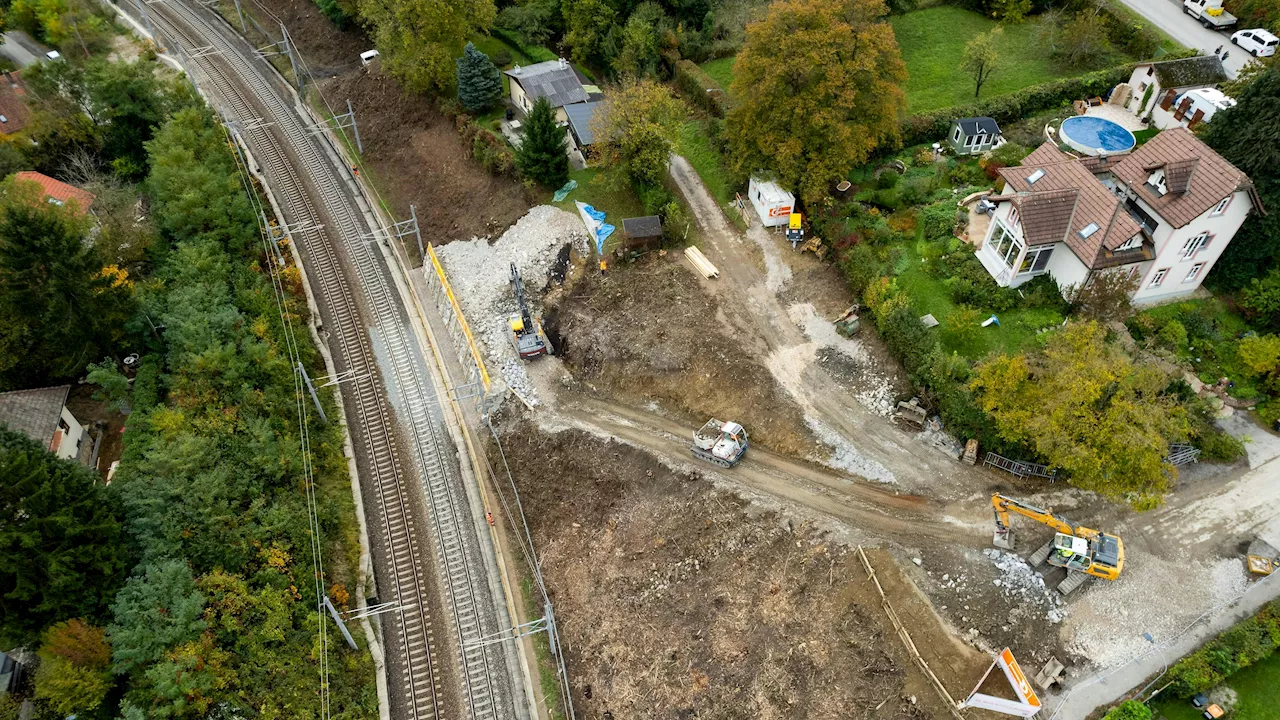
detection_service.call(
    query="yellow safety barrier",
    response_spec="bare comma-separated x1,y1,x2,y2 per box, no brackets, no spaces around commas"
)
425,243,492,393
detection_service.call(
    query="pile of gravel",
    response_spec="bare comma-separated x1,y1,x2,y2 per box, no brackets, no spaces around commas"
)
435,206,589,402
983,548,1067,624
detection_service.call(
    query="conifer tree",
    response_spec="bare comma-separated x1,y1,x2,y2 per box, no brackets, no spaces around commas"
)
455,42,503,112
515,96,569,188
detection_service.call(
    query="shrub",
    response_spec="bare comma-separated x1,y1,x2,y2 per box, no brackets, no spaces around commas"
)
948,162,988,187
838,245,885,297
1018,274,1069,313
1158,320,1188,350
1240,269,1280,331
875,171,901,190
943,305,984,348
638,183,676,215
920,201,959,240
1102,700,1152,720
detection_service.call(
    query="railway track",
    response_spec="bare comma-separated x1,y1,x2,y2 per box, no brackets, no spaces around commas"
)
136,2,509,718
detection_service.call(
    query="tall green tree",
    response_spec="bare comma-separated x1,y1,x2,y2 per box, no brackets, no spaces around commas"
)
34,620,113,717
590,77,685,186
515,96,569,187
0,427,127,644
108,561,206,675
725,0,906,207
24,58,179,179
1203,63,1280,289
971,322,1189,508
561,0,617,66
0,176,134,388
360,0,497,95
962,28,1001,100
456,42,503,112
613,3,668,78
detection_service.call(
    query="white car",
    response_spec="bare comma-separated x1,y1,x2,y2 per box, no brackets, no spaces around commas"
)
1232,28,1279,57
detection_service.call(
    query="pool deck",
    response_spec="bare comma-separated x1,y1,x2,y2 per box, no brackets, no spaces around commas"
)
1081,104,1146,132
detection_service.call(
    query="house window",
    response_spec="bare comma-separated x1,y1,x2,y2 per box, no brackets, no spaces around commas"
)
1008,207,1019,227
1018,246,1054,275
1147,169,1168,196
1150,267,1168,287
1211,196,1231,216
1116,235,1143,251
1078,222,1100,239
1184,263,1205,283
1181,232,1209,259
965,134,976,148
989,223,1023,269
1026,169,1046,185
953,127,961,143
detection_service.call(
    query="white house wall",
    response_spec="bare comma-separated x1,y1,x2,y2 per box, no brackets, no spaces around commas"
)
1133,188,1253,304
56,406,84,462
1044,243,1090,294
977,206,1020,286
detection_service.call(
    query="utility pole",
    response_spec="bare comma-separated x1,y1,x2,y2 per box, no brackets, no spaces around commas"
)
297,361,329,424
231,0,248,32
346,98,363,154
281,23,302,92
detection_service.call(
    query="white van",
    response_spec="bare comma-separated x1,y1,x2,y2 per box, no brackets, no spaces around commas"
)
1232,28,1279,57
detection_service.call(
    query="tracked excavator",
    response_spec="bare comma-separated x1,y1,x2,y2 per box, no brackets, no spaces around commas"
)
991,493,1124,596
508,263,550,359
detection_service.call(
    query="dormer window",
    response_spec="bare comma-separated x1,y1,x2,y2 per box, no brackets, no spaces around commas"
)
1116,235,1142,251
1147,168,1168,196
1027,169,1046,185
1078,222,1099,239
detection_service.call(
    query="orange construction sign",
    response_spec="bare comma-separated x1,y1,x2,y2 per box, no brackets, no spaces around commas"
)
960,647,1041,717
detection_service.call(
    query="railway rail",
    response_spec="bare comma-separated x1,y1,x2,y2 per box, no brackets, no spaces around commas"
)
133,2,512,718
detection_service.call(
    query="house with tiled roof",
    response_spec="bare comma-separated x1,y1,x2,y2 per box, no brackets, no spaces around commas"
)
977,127,1263,304
0,71,31,136
13,171,96,215
0,385,87,463
504,58,590,123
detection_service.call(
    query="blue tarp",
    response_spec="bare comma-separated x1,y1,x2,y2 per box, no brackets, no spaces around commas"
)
576,202,615,254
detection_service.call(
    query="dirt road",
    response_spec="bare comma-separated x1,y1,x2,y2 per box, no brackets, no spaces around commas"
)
667,155,984,495
552,393,985,546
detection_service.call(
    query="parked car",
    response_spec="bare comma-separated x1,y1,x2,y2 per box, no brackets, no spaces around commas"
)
1232,28,1279,57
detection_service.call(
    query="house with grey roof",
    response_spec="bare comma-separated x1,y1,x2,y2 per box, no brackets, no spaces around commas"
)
975,128,1262,304
1120,55,1230,129
505,58,589,123
0,385,87,463
948,117,1003,155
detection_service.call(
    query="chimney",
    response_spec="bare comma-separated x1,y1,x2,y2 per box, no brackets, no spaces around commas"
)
558,57,568,70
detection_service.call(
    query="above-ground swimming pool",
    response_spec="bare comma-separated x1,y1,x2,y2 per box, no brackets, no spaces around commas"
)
1059,116,1136,156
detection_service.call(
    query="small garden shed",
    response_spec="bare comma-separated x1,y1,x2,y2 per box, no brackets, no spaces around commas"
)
621,215,662,249
948,116,1002,156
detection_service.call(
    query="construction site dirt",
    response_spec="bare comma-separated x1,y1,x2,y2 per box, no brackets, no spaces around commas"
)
487,413,992,719
245,0,531,245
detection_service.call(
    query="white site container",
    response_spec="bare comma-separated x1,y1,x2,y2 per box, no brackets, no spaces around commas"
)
748,177,795,228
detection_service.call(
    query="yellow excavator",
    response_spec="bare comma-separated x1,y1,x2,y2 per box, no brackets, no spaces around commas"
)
991,493,1125,595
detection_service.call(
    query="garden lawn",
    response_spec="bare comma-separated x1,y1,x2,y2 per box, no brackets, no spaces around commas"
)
889,6,1116,113
1153,650,1280,720
896,237,1061,360
549,168,647,253
700,57,736,92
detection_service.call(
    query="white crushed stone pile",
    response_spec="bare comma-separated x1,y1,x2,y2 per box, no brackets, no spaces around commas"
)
805,418,895,484
983,548,1067,624
786,303,895,417
434,206,589,403
1062,552,1252,669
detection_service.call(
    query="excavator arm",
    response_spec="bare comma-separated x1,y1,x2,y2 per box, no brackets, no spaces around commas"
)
991,494,1075,536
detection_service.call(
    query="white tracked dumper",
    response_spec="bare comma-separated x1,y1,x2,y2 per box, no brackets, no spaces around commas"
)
692,419,748,467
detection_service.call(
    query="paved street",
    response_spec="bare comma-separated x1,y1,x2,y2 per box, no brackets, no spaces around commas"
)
1115,0,1258,77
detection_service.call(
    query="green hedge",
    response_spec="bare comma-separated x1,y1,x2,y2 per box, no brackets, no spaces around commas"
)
1164,600,1280,697
1102,700,1153,720
673,60,731,118
490,28,558,64
900,64,1135,147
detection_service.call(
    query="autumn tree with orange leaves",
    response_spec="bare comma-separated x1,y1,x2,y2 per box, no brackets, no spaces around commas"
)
725,0,907,207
